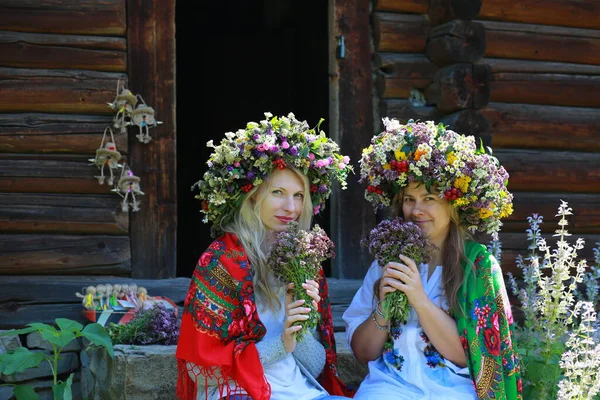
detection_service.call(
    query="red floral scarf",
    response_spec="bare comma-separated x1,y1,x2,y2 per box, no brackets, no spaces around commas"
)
176,233,353,399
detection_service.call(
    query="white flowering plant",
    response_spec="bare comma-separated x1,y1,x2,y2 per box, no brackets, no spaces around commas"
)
193,112,353,234
360,119,513,234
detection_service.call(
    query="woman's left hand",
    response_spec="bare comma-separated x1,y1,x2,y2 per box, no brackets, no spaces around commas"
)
384,254,427,306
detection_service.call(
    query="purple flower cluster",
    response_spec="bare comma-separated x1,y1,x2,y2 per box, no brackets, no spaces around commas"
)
108,302,180,345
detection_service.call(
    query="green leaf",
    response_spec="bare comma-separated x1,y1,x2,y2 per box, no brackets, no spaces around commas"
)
81,323,114,358
53,373,74,400
27,323,56,333
0,327,38,336
14,385,40,400
0,347,45,375
55,319,83,333
41,329,75,349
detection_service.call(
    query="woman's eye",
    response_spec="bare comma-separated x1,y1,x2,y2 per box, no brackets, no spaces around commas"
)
403,197,413,202
272,189,282,195
294,193,304,199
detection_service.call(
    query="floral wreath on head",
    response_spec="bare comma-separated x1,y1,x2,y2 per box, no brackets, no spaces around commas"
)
194,112,353,234
359,118,513,234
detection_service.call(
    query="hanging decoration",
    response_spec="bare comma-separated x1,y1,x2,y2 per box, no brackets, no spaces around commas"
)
112,163,145,212
131,95,162,144
88,127,122,185
107,80,137,135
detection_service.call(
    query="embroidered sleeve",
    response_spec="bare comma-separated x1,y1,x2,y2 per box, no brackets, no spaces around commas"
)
255,335,287,367
293,330,326,378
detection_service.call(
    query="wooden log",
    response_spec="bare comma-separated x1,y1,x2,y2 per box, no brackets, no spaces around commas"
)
503,192,600,234
0,234,131,275
426,20,485,66
0,0,126,36
373,13,429,52
0,303,85,330
428,0,482,26
0,67,127,114
0,154,117,179
495,149,600,193
479,0,600,30
483,20,600,66
483,58,600,75
483,102,600,151
0,178,116,195
374,53,436,98
0,193,128,235
379,99,437,123
426,63,491,112
490,73,600,108
439,109,490,138
0,31,126,72
374,0,429,14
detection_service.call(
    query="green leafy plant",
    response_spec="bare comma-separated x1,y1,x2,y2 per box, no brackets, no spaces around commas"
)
0,318,114,400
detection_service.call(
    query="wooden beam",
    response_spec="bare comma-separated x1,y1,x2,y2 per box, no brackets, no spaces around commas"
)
379,99,437,122
0,30,126,71
439,109,490,138
483,20,600,66
127,0,177,279
374,0,429,14
495,149,600,193
484,58,600,75
0,178,115,195
374,53,436,98
0,0,126,36
426,63,491,112
426,20,485,66
372,13,429,52
0,234,130,275
483,102,600,151
0,193,128,235
479,0,600,30
427,0,482,26
0,67,126,114
490,73,600,108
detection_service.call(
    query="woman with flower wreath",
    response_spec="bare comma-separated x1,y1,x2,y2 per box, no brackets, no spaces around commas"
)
176,113,354,400
342,119,523,400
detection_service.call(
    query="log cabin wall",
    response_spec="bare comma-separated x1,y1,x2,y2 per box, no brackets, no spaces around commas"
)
372,0,600,275
0,0,178,328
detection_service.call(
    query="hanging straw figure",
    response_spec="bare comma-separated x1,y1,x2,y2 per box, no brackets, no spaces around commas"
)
112,163,145,212
107,80,137,134
75,286,97,310
89,127,122,185
131,95,161,144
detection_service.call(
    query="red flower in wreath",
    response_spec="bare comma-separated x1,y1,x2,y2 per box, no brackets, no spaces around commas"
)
483,327,500,356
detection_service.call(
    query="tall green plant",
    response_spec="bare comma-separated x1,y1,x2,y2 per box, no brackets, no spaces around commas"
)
0,318,114,400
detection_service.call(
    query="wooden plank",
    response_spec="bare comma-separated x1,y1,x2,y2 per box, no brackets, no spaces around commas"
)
0,178,116,195
490,73,600,108
503,192,600,234
0,67,127,114
483,102,600,151
479,0,600,30
0,0,126,36
332,0,376,279
0,30,126,71
428,0,482,26
0,154,116,179
127,0,177,279
426,63,491,112
372,13,429,53
495,149,600,193
0,193,128,235
374,0,429,13
426,20,485,66
0,234,131,275
483,20,600,66
380,99,437,123
374,53,436,98
483,58,600,75
0,303,85,330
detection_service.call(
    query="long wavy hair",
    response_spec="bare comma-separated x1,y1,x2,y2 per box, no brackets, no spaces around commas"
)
224,167,313,311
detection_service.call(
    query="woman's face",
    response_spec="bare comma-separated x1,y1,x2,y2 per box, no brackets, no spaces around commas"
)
401,182,452,248
258,168,305,232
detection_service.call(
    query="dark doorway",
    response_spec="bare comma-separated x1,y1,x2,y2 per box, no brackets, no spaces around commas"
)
176,0,330,277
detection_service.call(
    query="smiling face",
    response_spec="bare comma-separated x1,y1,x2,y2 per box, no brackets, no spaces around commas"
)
258,168,305,232
401,182,452,249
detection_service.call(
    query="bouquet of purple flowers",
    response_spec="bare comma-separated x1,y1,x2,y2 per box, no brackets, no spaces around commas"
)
267,221,335,337
361,217,431,324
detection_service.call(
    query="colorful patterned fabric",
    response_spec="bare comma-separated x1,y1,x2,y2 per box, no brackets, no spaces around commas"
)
456,241,523,400
176,233,353,400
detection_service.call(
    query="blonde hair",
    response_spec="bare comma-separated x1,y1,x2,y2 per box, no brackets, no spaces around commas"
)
224,167,313,311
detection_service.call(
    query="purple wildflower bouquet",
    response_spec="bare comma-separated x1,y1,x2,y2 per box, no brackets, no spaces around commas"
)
361,217,431,324
267,221,335,337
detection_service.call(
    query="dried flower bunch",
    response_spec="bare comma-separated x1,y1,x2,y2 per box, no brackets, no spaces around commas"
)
362,217,432,324
267,221,335,337
360,119,513,234
108,302,180,346
193,112,353,234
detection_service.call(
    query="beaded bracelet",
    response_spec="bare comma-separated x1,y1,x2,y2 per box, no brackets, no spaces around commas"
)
375,300,386,319
371,311,389,331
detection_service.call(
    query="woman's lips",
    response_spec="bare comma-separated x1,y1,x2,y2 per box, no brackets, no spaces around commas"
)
276,216,294,223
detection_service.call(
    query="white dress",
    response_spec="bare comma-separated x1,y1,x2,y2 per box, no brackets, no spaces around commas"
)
342,261,477,400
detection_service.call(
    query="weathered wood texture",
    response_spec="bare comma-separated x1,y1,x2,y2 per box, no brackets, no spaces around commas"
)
127,0,177,279
495,149,600,193
375,53,436,99
0,234,130,275
380,99,437,123
426,20,485,66
0,114,127,154
0,30,126,71
328,278,364,331
375,0,600,29
482,103,600,151
332,0,376,279
426,64,491,112
0,276,190,329
0,1,126,35
504,192,600,234
482,21,600,66
427,0,482,26
0,193,128,235
0,67,127,114
373,13,429,53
